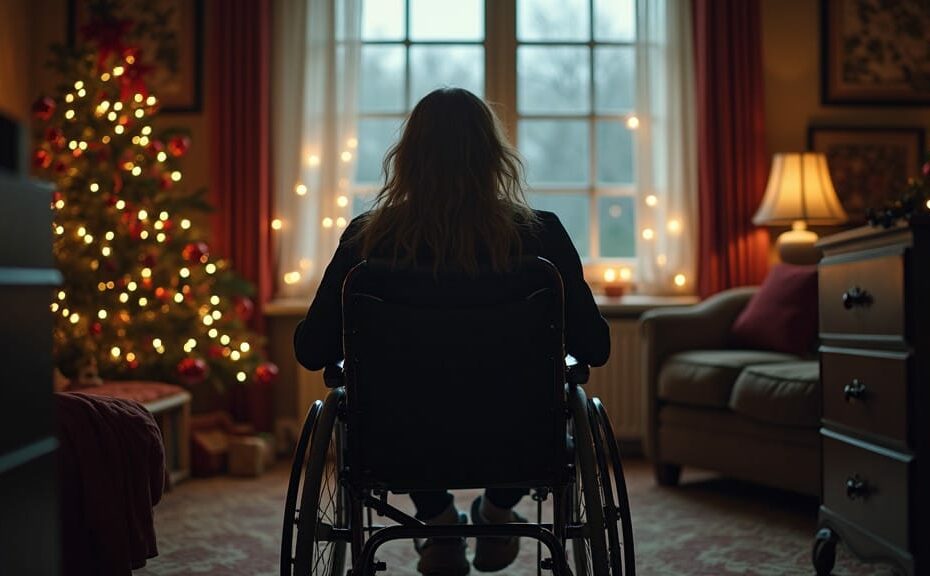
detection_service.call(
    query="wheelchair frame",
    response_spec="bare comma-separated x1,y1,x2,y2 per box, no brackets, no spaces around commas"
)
283,259,635,576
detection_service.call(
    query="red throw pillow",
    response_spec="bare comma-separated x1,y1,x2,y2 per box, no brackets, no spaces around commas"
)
730,263,819,356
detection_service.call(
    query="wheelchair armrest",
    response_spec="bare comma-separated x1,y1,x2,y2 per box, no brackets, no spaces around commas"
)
323,361,345,389
566,359,590,386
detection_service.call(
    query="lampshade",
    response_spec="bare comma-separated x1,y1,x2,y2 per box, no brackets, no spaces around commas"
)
753,153,848,226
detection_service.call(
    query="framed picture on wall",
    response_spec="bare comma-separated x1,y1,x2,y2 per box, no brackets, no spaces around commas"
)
68,0,203,113
808,126,925,223
821,0,930,105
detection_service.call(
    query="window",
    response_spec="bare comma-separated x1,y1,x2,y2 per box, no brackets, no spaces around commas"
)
353,0,639,264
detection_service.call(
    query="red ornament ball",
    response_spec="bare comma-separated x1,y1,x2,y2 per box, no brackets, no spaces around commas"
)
46,128,65,149
253,362,278,386
90,322,103,336
177,357,208,385
127,358,140,370
182,242,209,262
167,135,191,157
33,149,52,169
234,297,254,322
208,344,225,359
32,96,56,120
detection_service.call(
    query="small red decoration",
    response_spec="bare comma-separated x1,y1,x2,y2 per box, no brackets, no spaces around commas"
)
923,162,930,178
142,253,157,268
147,139,164,154
253,362,278,386
46,128,65,149
32,96,56,121
167,135,190,157
90,322,103,335
208,344,225,359
53,160,67,174
182,242,209,262
33,149,52,169
177,357,208,385
155,287,169,301
234,296,254,322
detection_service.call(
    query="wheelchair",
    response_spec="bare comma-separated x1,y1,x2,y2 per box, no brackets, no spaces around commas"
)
282,257,635,576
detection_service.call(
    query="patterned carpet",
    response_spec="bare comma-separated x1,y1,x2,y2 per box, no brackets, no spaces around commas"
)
135,458,892,576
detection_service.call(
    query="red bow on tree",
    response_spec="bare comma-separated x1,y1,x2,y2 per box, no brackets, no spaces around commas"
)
80,17,133,71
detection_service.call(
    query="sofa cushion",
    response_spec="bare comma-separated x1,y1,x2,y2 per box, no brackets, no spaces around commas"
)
658,350,800,409
730,263,818,356
729,361,820,428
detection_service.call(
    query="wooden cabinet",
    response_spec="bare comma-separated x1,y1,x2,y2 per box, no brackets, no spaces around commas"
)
0,174,61,575
813,217,929,576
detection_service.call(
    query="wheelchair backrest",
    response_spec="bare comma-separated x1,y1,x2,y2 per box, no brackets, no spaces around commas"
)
341,257,569,492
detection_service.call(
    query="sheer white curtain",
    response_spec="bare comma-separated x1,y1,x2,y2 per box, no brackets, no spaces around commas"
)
273,0,362,298
634,0,697,294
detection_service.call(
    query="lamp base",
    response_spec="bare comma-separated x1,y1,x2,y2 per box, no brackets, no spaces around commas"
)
776,227,821,265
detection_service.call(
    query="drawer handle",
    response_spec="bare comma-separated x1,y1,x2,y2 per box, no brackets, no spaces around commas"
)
845,475,870,501
843,379,867,402
842,286,873,309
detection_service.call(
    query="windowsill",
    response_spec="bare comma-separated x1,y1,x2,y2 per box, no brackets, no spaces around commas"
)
264,293,698,319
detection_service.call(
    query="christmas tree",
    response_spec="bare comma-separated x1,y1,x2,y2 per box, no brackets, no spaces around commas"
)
33,1,276,390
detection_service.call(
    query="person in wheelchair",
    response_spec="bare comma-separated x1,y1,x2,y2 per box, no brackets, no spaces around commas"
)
294,87,610,576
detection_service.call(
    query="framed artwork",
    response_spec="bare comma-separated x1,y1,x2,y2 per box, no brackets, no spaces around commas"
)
821,0,930,105
808,126,925,223
68,0,203,113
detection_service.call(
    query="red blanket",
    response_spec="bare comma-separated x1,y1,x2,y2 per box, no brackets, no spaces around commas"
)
55,392,165,575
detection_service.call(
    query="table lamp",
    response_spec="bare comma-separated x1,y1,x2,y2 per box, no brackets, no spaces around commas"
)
753,153,848,264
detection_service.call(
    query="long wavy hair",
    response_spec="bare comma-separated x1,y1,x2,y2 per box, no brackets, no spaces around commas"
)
358,88,538,274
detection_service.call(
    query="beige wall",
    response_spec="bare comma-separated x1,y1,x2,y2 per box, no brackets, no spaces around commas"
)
761,0,930,154
0,0,35,122
27,0,211,198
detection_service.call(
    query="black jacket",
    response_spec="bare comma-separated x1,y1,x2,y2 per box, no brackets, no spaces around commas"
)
294,210,610,370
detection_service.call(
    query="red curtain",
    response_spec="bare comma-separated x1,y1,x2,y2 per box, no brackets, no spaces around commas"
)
693,0,771,298
208,0,273,333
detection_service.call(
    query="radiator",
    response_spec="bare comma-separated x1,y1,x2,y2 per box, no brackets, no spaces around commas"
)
583,318,642,440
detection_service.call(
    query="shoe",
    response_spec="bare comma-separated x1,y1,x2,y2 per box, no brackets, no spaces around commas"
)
470,496,527,572
415,509,470,576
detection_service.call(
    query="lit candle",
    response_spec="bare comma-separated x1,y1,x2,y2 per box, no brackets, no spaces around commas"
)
602,268,626,298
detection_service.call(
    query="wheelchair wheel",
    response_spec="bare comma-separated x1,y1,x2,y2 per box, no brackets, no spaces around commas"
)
292,389,348,576
567,385,610,576
282,400,323,576
589,398,635,576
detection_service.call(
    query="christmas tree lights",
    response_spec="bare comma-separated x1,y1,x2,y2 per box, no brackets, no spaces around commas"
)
34,2,276,389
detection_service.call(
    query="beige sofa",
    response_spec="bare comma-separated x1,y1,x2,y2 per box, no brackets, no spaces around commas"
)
640,287,821,496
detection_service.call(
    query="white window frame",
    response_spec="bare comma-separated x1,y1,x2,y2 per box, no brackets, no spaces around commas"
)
355,0,640,267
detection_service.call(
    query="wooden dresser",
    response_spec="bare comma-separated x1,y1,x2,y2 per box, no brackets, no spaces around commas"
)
813,217,929,575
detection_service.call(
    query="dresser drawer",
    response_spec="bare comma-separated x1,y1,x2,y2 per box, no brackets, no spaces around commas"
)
821,349,909,447
819,254,905,339
822,433,911,550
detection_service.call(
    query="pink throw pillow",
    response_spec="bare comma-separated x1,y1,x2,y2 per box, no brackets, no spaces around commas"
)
730,263,819,356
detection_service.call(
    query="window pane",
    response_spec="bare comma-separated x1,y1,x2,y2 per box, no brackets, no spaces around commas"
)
518,0,589,41
410,46,484,105
594,0,636,42
519,120,589,185
596,121,634,185
595,47,635,113
411,0,484,41
527,193,590,258
598,196,636,258
360,46,406,113
356,118,403,184
362,0,405,40
353,193,377,217
518,46,590,114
